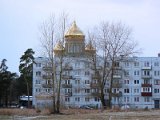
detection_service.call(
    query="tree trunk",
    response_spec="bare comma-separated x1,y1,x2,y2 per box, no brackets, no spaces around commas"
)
108,89,112,109
5,90,8,107
100,90,106,110
52,72,56,113
108,63,114,109
56,58,63,113
56,78,61,113
56,84,61,113
56,80,61,113
52,96,56,113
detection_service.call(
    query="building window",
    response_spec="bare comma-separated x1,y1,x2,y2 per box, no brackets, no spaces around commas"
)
144,62,150,67
124,96,129,102
144,79,150,84
75,70,80,76
85,80,90,84
64,71,70,75
85,89,90,93
104,89,108,93
36,88,41,92
154,62,159,67
144,97,150,102
114,62,119,67
75,62,80,68
134,80,139,84
124,71,129,76
134,97,139,102
134,89,139,93
134,70,139,76
36,63,41,67
75,97,80,102
93,80,98,84
46,80,50,85
154,80,160,85
124,79,129,84
65,88,71,93
75,88,80,93
85,63,90,68
154,89,159,93
124,88,130,93
154,71,160,76
85,97,90,102
113,88,119,93
85,71,90,76
75,80,80,84
142,87,151,92
94,97,100,102
65,80,70,85
68,44,72,53
93,88,99,93
36,71,41,76
65,97,70,102
113,97,117,102
113,88,116,93
45,89,50,93
143,70,150,76
134,62,139,67
125,62,129,67
36,80,41,84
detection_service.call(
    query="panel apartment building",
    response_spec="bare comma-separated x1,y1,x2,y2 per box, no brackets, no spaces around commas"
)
32,22,160,109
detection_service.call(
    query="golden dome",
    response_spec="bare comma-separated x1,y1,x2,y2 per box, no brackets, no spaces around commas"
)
54,42,64,51
65,21,84,37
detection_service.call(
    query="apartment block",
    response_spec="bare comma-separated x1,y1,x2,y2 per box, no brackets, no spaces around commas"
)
32,22,160,109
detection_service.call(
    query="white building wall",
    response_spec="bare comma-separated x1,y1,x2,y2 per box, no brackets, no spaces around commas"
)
33,56,160,109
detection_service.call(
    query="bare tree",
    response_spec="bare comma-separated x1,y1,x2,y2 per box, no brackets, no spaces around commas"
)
40,14,56,113
55,12,68,113
39,13,69,113
88,21,140,109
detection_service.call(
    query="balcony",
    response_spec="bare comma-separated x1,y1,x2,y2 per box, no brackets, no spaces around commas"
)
142,66,152,70
42,66,52,71
62,84,72,88
113,75,122,79
112,82,122,88
114,66,122,70
141,75,152,79
91,66,102,70
111,92,122,97
141,92,152,96
42,75,52,79
42,84,52,88
62,75,72,79
63,66,73,70
90,83,99,88
91,92,100,97
65,92,72,97
141,84,152,87
92,75,99,80
141,84,152,96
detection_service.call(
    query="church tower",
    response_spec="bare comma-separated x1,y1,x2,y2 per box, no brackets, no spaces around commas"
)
64,21,85,57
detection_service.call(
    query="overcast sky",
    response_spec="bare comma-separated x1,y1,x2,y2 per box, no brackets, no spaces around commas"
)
0,0,160,73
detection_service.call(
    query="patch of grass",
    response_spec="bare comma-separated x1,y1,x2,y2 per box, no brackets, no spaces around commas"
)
0,108,50,116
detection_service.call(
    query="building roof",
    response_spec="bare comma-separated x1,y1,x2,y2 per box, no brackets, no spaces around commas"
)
65,21,84,37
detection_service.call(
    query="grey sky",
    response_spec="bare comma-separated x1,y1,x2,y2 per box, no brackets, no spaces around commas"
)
0,0,160,73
